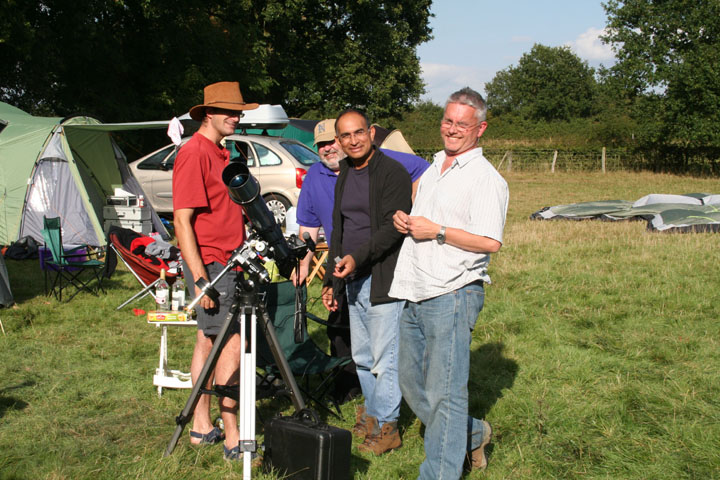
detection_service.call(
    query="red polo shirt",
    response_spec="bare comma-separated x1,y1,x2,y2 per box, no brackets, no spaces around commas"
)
173,133,245,265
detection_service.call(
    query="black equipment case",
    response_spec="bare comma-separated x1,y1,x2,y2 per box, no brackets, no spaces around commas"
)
263,409,352,480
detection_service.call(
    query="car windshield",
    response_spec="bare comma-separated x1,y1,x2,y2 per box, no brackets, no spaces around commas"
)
280,141,320,166
137,145,178,170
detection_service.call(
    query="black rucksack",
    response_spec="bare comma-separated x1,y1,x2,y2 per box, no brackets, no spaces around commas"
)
4,236,40,260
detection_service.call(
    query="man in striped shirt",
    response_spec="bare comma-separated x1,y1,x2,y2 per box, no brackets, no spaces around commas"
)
389,87,509,479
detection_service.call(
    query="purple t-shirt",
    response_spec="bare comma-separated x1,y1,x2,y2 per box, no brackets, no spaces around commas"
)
295,149,429,241
295,161,338,241
380,148,429,182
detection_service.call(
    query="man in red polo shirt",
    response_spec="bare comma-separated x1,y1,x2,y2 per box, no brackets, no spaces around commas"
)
173,81,258,460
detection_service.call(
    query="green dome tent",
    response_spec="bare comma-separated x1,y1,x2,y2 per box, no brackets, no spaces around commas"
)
0,102,170,247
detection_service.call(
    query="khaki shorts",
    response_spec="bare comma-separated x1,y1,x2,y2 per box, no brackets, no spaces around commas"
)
182,261,241,337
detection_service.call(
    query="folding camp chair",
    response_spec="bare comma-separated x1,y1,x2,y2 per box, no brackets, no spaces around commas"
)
42,216,107,302
257,281,352,418
107,226,182,310
306,242,329,285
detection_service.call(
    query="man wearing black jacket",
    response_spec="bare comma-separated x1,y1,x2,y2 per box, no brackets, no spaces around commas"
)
321,109,411,455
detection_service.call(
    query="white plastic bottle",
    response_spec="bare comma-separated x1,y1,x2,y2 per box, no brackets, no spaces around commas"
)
171,275,186,311
155,269,169,311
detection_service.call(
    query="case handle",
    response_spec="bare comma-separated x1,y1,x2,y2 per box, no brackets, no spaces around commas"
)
294,408,321,425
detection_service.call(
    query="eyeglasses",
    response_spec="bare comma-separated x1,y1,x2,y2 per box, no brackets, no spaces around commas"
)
210,108,245,119
338,129,369,143
440,119,478,132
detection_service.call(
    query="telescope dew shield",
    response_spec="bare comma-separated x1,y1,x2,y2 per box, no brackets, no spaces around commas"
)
222,162,293,277
223,162,276,234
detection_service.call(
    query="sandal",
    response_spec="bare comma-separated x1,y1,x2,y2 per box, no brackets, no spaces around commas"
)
189,426,225,445
224,444,262,467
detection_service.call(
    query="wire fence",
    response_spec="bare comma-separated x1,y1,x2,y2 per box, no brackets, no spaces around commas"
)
415,147,636,172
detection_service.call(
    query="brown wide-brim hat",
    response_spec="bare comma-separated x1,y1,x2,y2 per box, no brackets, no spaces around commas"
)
189,81,259,121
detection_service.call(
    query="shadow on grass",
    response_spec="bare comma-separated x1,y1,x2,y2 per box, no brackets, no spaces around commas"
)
349,452,371,477
0,395,28,418
5,258,45,303
5,256,136,306
0,380,34,418
469,342,518,420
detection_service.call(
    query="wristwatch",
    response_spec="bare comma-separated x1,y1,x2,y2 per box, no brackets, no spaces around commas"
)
436,226,446,245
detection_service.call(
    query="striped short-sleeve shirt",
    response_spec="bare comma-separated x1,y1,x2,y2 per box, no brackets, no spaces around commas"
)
389,147,508,303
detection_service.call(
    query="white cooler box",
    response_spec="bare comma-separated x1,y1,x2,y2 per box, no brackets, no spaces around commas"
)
104,219,152,235
104,205,150,221
104,205,152,235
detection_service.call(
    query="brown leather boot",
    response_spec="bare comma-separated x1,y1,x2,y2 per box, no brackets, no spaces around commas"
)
464,420,492,471
352,405,369,437
357,420,401,455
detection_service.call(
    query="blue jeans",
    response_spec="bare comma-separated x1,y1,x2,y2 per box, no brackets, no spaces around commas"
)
398,281,488,480
345,275,403,425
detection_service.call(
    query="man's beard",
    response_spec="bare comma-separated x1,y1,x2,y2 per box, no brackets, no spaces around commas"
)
320,150,345,170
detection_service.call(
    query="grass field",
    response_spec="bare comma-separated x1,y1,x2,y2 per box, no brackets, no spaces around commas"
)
1,171,719,479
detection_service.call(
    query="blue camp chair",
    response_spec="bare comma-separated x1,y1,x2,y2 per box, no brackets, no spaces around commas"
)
41,216,107,302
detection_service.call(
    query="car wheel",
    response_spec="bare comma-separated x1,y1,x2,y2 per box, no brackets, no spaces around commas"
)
264,194,290,226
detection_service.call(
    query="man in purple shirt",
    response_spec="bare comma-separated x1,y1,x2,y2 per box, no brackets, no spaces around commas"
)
291,118,428,403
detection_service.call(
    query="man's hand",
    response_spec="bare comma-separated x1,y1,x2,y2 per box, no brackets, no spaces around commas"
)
394,210,442,241
333,255,356,279
393,210,410,234
290,263,309,286
194,283,216,310
321,286,338,311
293,226,318,286
406,215,441,240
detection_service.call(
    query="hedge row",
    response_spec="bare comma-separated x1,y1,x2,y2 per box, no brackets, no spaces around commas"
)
413,147,720,175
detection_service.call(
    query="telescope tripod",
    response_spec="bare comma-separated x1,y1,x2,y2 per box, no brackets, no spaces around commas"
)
164,274,305,478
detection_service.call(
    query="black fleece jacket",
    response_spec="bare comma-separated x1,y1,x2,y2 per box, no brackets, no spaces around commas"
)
324,148,412,304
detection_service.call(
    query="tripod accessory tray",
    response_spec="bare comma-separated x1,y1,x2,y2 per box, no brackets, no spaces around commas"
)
147,316,197,396
263,409,351,480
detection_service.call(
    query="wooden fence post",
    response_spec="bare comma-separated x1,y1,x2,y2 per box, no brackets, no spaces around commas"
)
507,151,512,172
497,151,509,170
552,150,558,173
602,147,606,173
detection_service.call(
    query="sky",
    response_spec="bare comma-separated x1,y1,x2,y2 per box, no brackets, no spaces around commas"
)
417,0,616,104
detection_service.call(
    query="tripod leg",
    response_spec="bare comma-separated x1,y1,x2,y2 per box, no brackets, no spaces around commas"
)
163,307,239,457
257,302,306,412
239,305,257,479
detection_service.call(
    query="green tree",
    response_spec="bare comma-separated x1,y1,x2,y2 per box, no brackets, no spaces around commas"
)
248,0,432,119
0,0,269,121
602,0,720,149
0,0,431,121
485,44,597,121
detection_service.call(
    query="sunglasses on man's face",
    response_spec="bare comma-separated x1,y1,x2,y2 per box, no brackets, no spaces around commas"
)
210,108,244,118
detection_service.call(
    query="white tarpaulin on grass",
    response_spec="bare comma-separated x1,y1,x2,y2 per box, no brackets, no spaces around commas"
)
531,193,720,233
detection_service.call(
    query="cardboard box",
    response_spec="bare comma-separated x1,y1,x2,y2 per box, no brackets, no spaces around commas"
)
147,311,192,323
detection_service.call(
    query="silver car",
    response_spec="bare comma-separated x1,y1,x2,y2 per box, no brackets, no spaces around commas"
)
130,134,319,224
